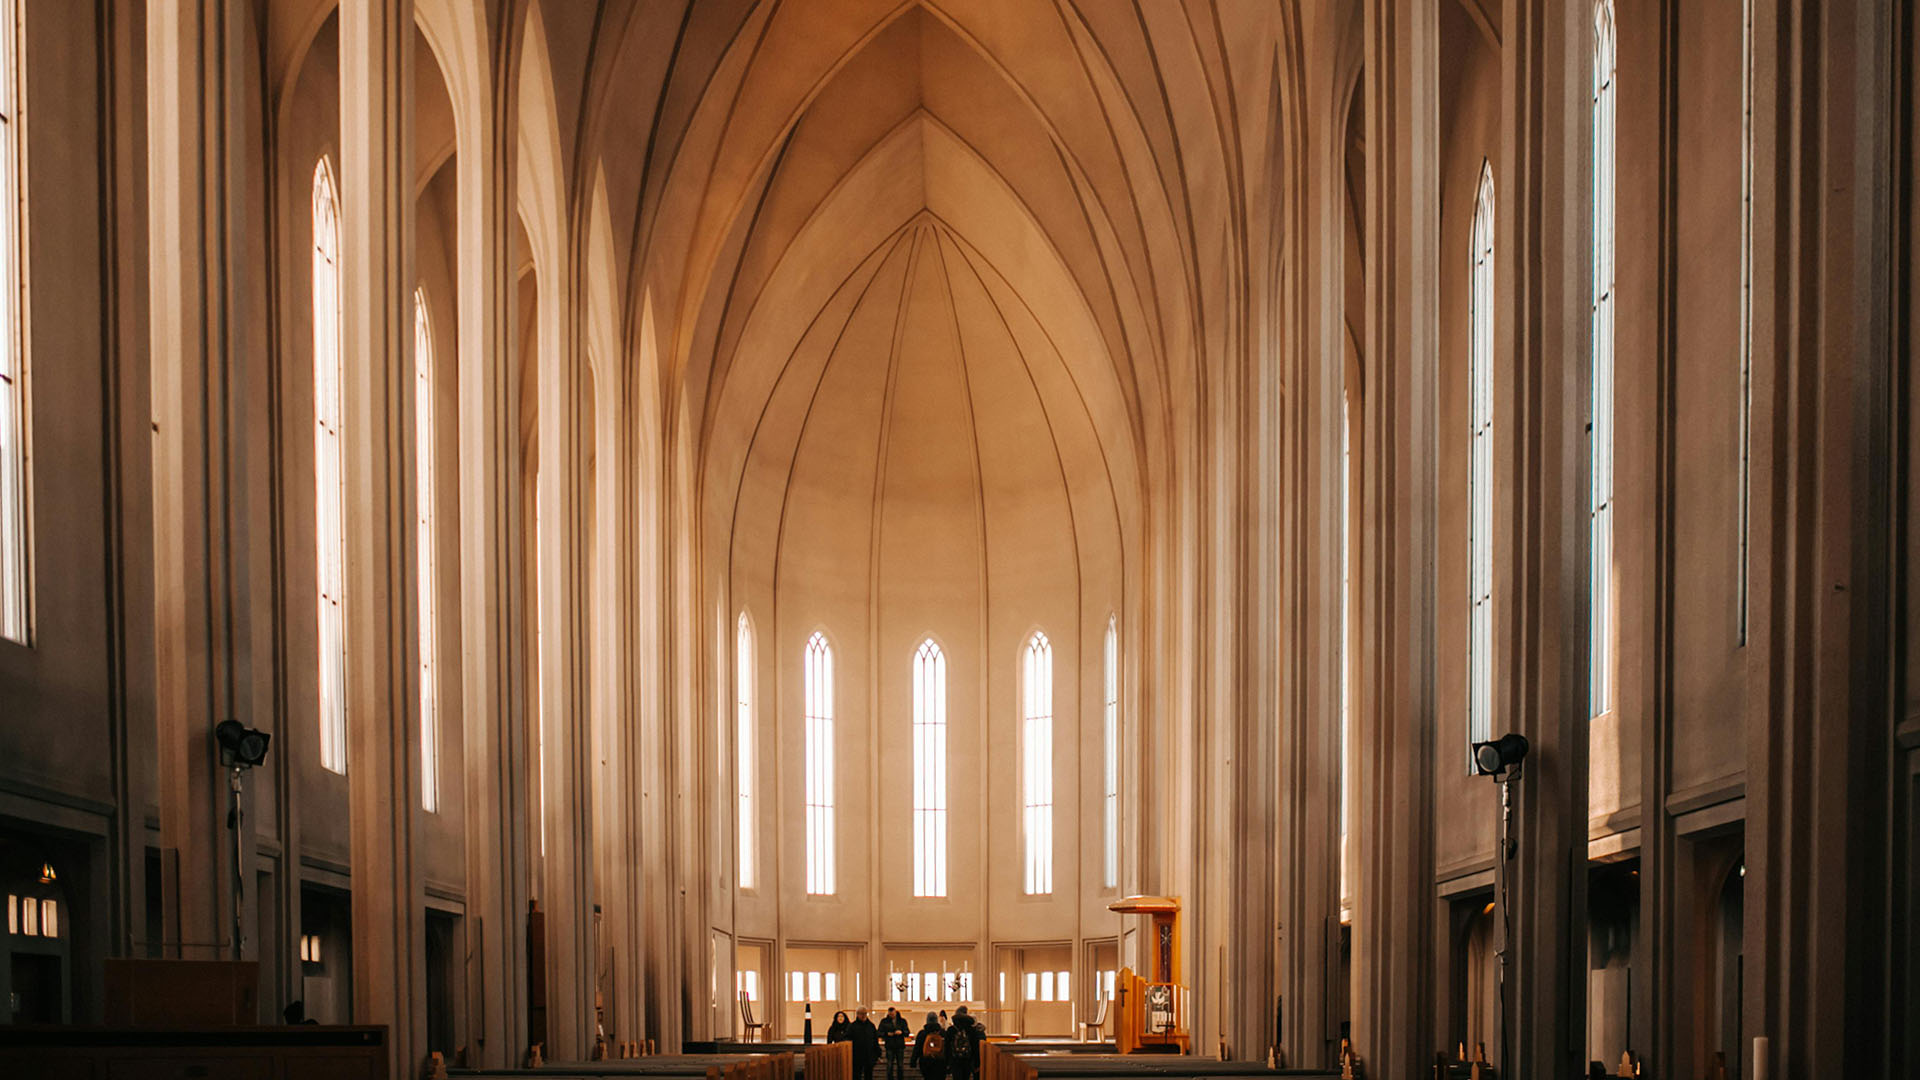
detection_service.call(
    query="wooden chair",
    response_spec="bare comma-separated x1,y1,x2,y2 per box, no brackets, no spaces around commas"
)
1079,995,1110,1041
740,990,771,1042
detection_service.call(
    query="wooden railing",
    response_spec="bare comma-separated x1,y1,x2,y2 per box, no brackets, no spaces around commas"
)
708,1051,799,1080
981,1041,1038,1080
804,1041,853,1080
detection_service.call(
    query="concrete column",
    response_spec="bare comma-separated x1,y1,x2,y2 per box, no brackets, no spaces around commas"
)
338,0,425,1072
144,0,255,964
453,27,530,1065
535,214,595,1062
1495,1,1592,1076
1272,10,1350,1067
1349,0,1440,1076
1746,1,1905,1076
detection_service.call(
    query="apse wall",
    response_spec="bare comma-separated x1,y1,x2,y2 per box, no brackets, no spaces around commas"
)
719,222,1127,1023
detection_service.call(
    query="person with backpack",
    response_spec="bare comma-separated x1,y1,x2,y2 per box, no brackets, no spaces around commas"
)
911,1012,947,1080
943,1006,982,1080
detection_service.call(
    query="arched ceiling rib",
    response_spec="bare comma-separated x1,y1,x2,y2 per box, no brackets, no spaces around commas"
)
591,0,1247,466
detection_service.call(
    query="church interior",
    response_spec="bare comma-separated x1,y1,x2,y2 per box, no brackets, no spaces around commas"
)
0,0,1914,1077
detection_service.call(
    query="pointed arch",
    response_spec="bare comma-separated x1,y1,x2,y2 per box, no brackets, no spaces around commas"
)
803,629,835,896
313,156,347,775
415,285,441,810
736,611,756,889
912,637,947,898
1022,630,1054,896
1466,162,1495,767
1590,0,1617,718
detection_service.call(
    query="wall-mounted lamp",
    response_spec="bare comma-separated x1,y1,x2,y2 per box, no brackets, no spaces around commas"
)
1471,733,1530,778
216,720,271,769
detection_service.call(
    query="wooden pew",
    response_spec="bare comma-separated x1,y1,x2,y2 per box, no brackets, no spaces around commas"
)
981,1040,1038,1080
806,1040,854,1080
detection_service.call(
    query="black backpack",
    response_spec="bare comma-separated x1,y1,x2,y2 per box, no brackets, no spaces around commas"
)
947,1021,975,1063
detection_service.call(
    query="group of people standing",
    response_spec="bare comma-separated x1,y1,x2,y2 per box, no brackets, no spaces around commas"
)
826,1005,986,1080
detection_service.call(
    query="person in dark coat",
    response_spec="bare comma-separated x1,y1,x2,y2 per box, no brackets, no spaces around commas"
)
879,1007,912,1080
943,1007,983,1080
849,1007,882,1080
910,1012,947,1080
828,1011,852,1044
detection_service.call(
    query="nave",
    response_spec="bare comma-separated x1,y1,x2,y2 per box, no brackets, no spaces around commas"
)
0,1,1914,1079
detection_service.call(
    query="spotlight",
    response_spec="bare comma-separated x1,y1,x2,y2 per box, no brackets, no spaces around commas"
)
216,720,271,769
1472,732,1529,777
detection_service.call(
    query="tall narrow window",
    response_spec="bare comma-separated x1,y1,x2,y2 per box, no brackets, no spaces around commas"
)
1467,163,1496,768
1022,632,1054,896
1101,616,1119,890
1340,393,1352,917
414,290,440,811
313,160,347,774
1737,0,1754,644
912,639,947,897
737,613,756,889
528,473,547,856
804,632,835,896
1590,0,1617,719
0,4,26,646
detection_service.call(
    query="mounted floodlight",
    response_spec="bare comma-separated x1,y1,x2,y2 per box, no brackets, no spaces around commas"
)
216,720,271,769
1472,732,1529,778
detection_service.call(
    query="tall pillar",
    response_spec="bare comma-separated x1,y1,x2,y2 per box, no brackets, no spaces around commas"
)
144,0,254,964
456,12,529,1066
536,223,595,1062
1746,1,1905,1076
339,0,425,1072
1272,12,1348,1067
1349,2,1440,1077
1496,1,1591,1076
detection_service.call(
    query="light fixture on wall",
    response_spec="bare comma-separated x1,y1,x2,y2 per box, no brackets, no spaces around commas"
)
216,720,272,768
215,718,272,960
1472,729,1529,1080
1470,732,1529,778
37,862,54,885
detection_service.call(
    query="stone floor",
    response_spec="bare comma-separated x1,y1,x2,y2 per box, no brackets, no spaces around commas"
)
447,1052,1337,1080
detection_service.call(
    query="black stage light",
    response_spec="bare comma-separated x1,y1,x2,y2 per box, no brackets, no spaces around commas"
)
216,720,272,769
1472,732,1529,777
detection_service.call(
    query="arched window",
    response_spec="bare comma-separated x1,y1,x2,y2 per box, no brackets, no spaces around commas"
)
912,638,947,898
804,631,835,896
532,471,545,857
736,613,756,889
1340,393,1353,917
1022,631,1054,896
1738,0,1754,643
1590,0,1616,718
0,4,27,646
1467,162,1496,767
313,159,347,775
1102,616,1119,890
414,289,440,811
